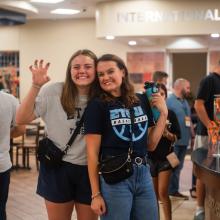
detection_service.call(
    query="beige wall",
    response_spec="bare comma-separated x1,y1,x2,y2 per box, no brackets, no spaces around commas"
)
0,17,220,99
0,18,130,99
0,26,20,50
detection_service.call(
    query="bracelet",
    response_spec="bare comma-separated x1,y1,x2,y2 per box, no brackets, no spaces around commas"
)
32,84,41,90
91,191,101,200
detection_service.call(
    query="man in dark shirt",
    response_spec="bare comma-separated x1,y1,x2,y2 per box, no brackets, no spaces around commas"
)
194,67,220,220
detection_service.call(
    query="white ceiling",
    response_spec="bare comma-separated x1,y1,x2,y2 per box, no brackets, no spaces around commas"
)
0,0,108,19
0,0,193,20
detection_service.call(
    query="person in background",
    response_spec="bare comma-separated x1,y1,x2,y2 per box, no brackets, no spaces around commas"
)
0,75,5,90
193,64,220,220
152,71,168,86
189,105,198,199
148,83,181,220
0,91,25,220
85,54,168,220
16,50,98,220
167,78,195,200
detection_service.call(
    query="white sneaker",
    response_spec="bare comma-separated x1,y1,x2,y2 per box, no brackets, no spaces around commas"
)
194,212,205,220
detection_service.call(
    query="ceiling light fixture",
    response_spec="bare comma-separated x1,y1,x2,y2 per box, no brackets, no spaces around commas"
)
105,35,115,40
0,1,38,13
50,8,81,15
211,33,220,38
128,40,137,46
31,0,64,3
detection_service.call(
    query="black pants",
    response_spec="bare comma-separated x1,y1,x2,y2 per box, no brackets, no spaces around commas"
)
0,169,10,220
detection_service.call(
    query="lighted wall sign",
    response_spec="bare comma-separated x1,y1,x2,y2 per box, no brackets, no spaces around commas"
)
117,9,220,23
96,1,220,37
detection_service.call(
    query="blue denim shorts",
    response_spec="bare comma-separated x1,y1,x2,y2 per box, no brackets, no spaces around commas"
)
100,164,159,220
37,161,92,204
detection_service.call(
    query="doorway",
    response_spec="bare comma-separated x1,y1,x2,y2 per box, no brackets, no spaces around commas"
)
172,52,207,98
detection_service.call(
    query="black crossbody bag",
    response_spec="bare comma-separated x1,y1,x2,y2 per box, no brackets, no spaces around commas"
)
37,113,85,168
98,109,135,184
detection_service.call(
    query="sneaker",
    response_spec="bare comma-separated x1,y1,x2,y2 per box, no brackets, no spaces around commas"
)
194,212,205,220
169,192,189,200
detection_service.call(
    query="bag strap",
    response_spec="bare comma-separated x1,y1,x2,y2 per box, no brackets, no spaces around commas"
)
63,111,85,154
129,108,135,154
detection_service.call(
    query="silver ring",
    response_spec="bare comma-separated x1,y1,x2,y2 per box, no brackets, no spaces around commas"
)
134,157,143,165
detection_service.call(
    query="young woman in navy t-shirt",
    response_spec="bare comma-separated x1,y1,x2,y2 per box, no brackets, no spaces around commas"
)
85,54,168,220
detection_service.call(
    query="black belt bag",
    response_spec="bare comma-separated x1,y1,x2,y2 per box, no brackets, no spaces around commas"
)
37,112,85,168
99,108,137,185
99,150,133,185
37,137,64,168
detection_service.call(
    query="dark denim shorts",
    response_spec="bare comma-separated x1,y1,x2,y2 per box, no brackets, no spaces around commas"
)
37,161,91,204
148,158,172,177
0,168,10,220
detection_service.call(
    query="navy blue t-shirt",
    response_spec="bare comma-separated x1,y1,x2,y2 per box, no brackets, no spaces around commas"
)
196,72,220,135
85,94,154,157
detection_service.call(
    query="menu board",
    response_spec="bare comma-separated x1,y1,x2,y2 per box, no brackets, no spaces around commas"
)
127,52,165,92
0,51,19,97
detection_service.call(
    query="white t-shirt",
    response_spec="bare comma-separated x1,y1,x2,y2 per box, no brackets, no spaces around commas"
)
0,91,19,172
34,82,88,165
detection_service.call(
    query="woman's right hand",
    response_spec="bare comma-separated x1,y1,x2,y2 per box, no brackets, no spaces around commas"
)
151,92,168,116
30,59,50,87
91,195,106,216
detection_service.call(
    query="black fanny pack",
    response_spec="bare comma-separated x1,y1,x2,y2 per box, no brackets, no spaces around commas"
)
99,150,133,184
98,108,136,184
37,112,85,168
37,137,64,168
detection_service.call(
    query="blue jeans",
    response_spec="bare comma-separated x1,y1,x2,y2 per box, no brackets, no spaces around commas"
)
100,164,158,220
169,145,187,194
0,169,10,220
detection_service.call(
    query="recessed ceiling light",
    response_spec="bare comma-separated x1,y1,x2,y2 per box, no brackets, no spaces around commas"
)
105,35,115,40
211,33,220,38
31,0,64,3
50,9,81,15
128,40,137,46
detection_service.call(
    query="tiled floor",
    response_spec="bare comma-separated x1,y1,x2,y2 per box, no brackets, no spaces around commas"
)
7,154,196,220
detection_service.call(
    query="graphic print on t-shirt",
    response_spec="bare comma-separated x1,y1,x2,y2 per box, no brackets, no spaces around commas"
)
69,107,85,135
67,107,82,120
110,106,148,141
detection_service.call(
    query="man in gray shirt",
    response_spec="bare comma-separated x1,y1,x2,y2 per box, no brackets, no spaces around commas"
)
0,91,25,220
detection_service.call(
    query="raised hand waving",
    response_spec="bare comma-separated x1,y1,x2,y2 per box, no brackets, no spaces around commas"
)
29,59,50,88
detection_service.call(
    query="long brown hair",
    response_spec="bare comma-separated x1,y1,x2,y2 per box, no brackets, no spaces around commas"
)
61,49,97,115
95,54,138,107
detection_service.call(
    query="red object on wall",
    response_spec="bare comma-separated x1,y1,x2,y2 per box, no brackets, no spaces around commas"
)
143,72,152,82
